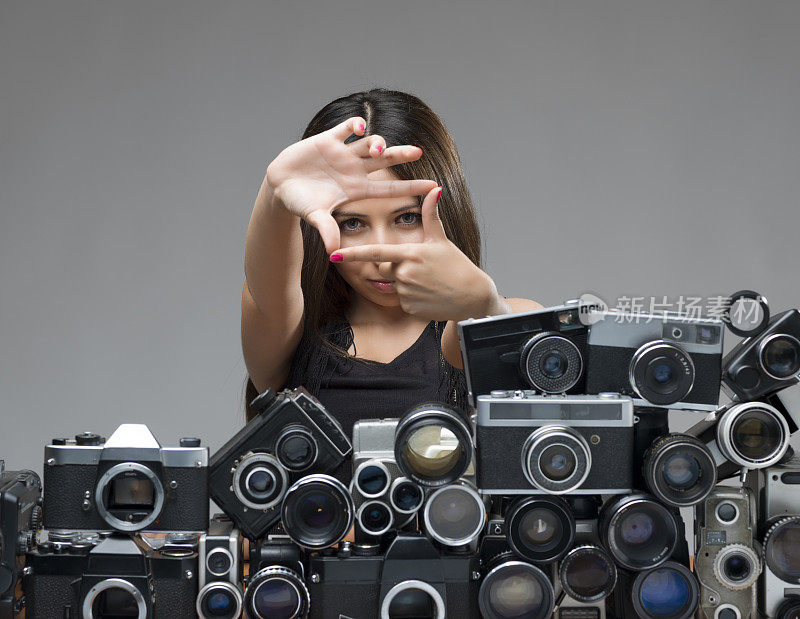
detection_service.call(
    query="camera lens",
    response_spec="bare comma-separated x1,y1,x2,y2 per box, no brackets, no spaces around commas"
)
776,597,800,619
389,478,424,514
716,502,738,524
520,332,584,393
395,403,473,487
275,428,318,472
281,474,354,550
522,426,590,494
380,581,446,619
559,545,617,603
354,460,391,498
717,402,790,469
716,607,739,619
232,452,288,511
478,561,555,619
763,516,800,583
600,495,679,571
630,341,695,406
244,566,309,619
632,561,699,619
197,582,243,619
643,434,717,507
505,496,575,563
712,544,761,590
83,579,147,619
423,483,486,547
759,334,800,380
357,500,394,537
206,548,233,577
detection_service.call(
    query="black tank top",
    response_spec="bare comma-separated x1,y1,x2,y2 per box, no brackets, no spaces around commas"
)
281,317,470,483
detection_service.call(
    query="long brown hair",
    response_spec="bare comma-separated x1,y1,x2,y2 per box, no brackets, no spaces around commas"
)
243,88,482,420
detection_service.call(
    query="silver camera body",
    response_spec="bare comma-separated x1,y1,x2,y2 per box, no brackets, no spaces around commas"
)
758,455,800,617
196,517,243,619
694,485,760,619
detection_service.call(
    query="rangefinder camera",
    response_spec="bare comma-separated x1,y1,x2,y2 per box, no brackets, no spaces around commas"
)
458,301,593,406
475,391,635,495
42,424,209,532
585,309,723,411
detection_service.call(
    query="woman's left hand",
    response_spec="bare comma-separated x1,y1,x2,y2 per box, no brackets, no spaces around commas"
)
330,186,500,322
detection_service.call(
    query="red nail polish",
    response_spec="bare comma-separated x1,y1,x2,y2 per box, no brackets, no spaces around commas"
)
376,145,382,153
330,253,343,262
436,188,443,203
359,123,365,132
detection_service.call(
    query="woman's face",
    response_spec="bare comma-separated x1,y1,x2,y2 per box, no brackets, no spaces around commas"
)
331,168,425,307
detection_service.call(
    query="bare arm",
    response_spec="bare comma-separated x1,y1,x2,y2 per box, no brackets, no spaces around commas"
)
241,175,305,393
441,295,544,370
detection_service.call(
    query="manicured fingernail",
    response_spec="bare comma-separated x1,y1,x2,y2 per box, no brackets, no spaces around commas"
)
359,123,365,132
436,187,443,203
330,253,343,262
376,145,382,153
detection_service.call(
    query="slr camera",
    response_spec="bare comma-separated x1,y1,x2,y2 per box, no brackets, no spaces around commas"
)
475,391,635,495
585,309,724,411
694,485,761,619
209,386,351,540
457,301,592,406
42,424,208,532
244,534,309,619
23,532,197,618
196,515,243,619
0,462,42,617
307,533,480,618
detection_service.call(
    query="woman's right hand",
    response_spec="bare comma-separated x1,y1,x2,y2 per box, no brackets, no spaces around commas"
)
265,116,438,255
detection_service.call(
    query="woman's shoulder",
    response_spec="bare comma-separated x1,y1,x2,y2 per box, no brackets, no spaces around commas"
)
504,297,544,312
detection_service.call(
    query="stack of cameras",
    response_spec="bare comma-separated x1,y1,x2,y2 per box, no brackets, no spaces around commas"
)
9,289,800,618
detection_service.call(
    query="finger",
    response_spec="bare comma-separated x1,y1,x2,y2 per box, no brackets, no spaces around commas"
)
363,178,438,199
334,243,413,263
349,134,387,158
362,144,424,173
329,116,367,142
306,210,341,255
421,186,447,241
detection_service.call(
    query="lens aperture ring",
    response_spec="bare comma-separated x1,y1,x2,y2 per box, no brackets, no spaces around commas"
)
244,565,309,619
762,515,800,584
522,426,591,494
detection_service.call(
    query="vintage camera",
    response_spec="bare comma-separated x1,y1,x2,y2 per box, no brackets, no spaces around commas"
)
196,515,243,619
585,309,724,411
307,533,480,618
757,455,800,617
209,386,351,540
23,532,197,618
476,392,635,495
477,532,556,619
694,485,760,619
642,433,717,507
350,419,424,541
686,400,791,480
422,478,486,550
0,462,42,617
722,308,800,402
458,301,591,406
244,534,309,619
42,424,208,533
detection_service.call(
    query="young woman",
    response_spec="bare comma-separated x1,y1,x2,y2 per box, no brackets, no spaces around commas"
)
242,89,542,470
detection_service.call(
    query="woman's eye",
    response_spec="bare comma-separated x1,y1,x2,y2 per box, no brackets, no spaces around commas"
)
398,212,421,226
341,218,362,231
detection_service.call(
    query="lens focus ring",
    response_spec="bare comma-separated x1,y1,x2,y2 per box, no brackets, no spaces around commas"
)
712,543,761,590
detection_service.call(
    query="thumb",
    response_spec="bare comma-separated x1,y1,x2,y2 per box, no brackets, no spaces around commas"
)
306,210,341,255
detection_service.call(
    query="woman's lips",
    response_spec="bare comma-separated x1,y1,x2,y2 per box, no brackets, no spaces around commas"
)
368,279,395,292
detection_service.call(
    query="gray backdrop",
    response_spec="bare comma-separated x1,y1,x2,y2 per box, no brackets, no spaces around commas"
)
2,1,799,479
